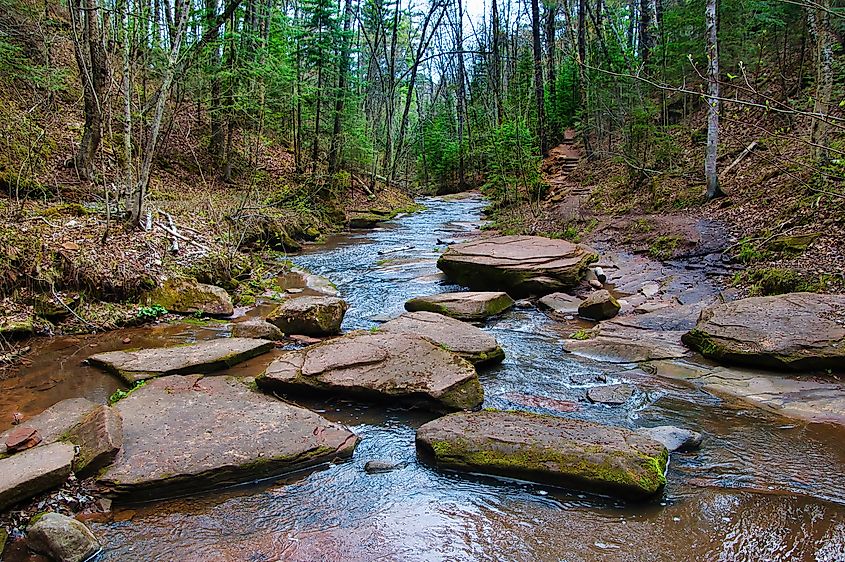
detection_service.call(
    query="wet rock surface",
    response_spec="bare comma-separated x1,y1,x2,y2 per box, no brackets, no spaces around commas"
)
99,375,358,498
0,442,75,511
1,398,97,450
416,410,668,500
266,296,348,336
437,235,599,296
586,383,635,405
537,292,582,317
258,331,483,411
380,311,504,365
578,289,621,320
404,291,514,321
638,426,703,453
87,337,274,383
146,277,234,318
231,319,283,340
26,512,100,562
682,293,845,370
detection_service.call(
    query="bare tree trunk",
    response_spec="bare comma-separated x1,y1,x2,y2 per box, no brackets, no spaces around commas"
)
491,0,503,126
705,0,724,199
545,0,557,142
128,0,190,224
328,0,355,175
531,0,546,155
456,0,467,189
69,0,108,180
639,0,652,65
206,0,224,162
806,0,834,163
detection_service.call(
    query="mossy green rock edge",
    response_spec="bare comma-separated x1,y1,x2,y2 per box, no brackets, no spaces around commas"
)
416,410,668,501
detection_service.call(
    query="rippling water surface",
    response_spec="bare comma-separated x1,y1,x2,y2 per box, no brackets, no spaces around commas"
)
6,195,845,561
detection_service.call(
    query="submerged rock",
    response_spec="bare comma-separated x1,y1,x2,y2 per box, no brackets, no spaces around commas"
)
258,331,483,411
0,398,97,450
437,235,599,297
404,291,514,321
638,426,703,452
87,337,274,383
416,410,668,500
0,442,75,511
380,311,504,366
146,277,234,318
537,292,582,317
98,375,358,498
231,319,283,340
266,296,348,336
364,460,405,474
578,290,621,321
27,512,100,562
586,383,635,405
683,293,845,370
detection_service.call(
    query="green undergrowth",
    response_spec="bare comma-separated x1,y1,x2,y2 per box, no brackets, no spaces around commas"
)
733,268,830,296
108,380,147,404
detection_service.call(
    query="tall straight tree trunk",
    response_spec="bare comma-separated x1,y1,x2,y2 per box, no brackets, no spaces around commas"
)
704,0,724,199
531,0,546,154
69,0,108,180
456,0,467,189
806,0,834,163
491,0,503,126
545,0,557,141
577,0,591,156
328,0,355,174
312,45,324,172
206,0,224,162
639,0,651,65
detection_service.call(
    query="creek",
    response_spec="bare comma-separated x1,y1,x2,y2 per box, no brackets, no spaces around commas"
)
3,194,845,561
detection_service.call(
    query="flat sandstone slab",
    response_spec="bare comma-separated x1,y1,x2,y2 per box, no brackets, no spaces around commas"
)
258,331,483,411
437,235,599,296
98,375,358,498
683,293,845,371
0,442,75,511
416,410,668,500
1,398,97,448
380,311,504,365
87,337,274,383
404,291,515,321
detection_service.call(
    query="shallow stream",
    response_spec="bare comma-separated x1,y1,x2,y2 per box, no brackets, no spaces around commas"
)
3,195,845,561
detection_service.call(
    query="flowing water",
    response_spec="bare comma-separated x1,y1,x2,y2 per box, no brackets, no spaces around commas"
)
4,195,845,561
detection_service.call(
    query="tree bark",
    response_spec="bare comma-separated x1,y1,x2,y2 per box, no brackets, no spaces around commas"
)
456,0,467,189
705,0,724,199
531,0,546,155
545,0,557,139
806,0,834,163
328,0,355,174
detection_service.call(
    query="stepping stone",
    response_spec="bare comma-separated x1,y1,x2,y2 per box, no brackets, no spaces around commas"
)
258,332,483,411
587,383,635,405
537,292,582,317
380,311,504,365
416,410,668,500
404,291,514,321
87,337,274,383
146,278,234,318
638,426,703,452
1,398,97,450
231,319,283,340
0,442,75,511
437,235,599,297
98,375,358,498
578,290,621,321
266,296,348,336
683,293,845,370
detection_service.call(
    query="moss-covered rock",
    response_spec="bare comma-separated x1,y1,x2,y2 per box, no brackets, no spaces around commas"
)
266,296,348,336
0,313,34,339
682,293,845,370
146,277,234,318
416,410,668,500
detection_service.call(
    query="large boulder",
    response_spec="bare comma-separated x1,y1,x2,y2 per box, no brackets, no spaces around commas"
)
404,292,514,321
0,442,75,511
437,235,599,297
416,410,668,500
65,405,123,477
258,331,483,411
682,293,845,370
578,290,621,321
98,375,358,498
146,277,234,318
87,337,274,383
1,398,97,450
380,311,504,365
26,512,100,562
266,296,348,336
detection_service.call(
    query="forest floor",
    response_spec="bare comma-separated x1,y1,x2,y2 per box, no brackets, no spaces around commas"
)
491,129,845,297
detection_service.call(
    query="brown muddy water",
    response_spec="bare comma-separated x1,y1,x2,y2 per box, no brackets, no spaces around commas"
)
3,195,845,561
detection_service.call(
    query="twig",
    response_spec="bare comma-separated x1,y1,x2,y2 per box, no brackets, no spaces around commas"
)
720,140,758,179
154,222,209,251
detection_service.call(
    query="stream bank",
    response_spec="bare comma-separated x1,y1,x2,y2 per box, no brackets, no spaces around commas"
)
2,194,845,561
